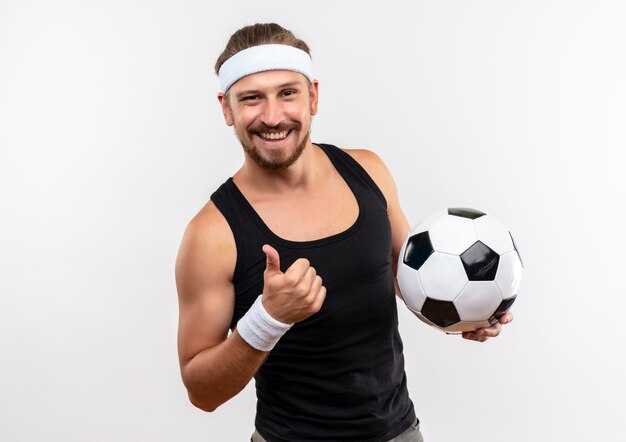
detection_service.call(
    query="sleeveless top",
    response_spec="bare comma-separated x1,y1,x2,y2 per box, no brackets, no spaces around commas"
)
211,143,415,442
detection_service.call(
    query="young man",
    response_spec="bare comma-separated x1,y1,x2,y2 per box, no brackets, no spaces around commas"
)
176,23,512,442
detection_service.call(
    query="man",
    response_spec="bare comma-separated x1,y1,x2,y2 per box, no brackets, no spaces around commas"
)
176,23,512,442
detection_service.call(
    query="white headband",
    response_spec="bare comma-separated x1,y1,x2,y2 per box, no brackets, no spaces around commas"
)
218,44,315,92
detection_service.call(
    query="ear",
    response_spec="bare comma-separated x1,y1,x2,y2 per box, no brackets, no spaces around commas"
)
217,92,234,126
309,80,319,116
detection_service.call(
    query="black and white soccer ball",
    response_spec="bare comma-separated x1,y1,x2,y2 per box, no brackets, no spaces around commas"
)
397,208,523,334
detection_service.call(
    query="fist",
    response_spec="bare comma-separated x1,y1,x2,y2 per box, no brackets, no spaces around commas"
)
261,244,327,324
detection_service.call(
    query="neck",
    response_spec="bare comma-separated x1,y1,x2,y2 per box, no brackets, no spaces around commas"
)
234,140,324,194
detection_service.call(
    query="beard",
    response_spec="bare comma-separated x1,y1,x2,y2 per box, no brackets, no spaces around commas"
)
236,120,310,171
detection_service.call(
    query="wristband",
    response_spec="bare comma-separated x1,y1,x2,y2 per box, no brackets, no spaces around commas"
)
236,295,293,352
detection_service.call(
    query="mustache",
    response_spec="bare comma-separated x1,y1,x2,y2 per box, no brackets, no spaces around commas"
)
248,121,301,134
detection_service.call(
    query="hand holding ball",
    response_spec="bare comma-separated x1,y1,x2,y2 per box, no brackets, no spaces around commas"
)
397,208,523,334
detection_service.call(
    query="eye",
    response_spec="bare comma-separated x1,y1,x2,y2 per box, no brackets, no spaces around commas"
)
281,89,297,98
242,95,259,101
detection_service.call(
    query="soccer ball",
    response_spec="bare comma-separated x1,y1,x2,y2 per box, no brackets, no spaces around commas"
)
397,208,523,334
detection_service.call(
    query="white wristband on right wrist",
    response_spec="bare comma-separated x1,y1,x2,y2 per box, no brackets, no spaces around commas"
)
237,295,293,352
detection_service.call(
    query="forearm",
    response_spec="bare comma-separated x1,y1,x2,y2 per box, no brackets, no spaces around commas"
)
181,329,267,412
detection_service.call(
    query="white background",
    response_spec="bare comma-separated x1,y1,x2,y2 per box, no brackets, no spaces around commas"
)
1,0,625,441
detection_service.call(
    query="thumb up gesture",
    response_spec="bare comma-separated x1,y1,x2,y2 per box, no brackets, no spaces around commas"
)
261,244,327,324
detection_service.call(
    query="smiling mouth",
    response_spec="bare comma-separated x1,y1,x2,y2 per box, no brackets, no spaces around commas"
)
257,130,291,141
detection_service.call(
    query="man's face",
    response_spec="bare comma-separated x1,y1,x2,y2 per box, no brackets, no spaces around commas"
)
218,70,319,171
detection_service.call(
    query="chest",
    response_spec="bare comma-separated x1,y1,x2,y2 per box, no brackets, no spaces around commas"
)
248,176,359,242
227,171,394,328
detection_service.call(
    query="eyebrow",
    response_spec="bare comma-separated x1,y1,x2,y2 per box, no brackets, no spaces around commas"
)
235,81,303,100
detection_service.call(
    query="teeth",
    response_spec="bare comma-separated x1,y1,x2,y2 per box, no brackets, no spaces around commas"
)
259,130,288,140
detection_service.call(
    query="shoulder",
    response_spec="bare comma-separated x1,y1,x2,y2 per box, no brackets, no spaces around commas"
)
176,200,237,290
340,147,398,202
341,147,384,168
184,201,234,251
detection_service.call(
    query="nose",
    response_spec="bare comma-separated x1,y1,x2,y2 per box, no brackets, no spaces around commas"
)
260,97,283,127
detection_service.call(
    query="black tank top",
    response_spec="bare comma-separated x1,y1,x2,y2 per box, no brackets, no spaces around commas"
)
211,144,415,442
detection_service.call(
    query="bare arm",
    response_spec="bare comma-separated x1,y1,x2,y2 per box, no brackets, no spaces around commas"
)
176,202,326,411
176,202,266,412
